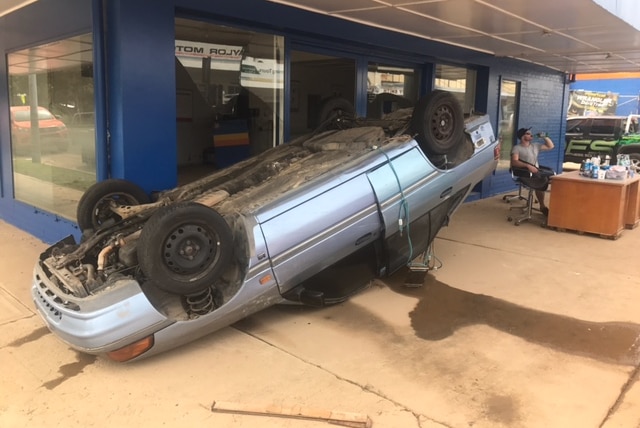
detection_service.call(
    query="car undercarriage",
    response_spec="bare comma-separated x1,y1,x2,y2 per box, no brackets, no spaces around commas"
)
32,90,499,361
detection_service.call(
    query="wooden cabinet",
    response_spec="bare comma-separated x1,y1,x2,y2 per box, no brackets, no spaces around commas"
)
624,177,640,229
548,170,640,239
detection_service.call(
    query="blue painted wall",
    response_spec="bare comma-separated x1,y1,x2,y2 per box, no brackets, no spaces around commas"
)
486,62,569,194
105,0,176,192
0,0,568,242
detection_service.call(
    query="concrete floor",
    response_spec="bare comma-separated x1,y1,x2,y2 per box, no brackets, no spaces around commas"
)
1,194,639,428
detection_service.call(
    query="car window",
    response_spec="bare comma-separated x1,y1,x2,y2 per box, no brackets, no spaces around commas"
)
71,112,95,127
625,115,640,134
566,118,588,134
590,118,618,136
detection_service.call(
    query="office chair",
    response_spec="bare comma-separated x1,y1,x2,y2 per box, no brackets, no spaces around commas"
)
502,177,528,204
506,166,555,226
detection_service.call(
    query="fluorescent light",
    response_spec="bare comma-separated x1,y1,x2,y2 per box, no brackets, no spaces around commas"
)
0,0,39,18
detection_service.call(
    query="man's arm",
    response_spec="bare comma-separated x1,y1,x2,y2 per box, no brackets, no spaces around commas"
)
540,136,554,151
511,152,538,173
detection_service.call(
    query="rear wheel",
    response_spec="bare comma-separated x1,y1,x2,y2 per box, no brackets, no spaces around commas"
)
317,97,355,125
411,90,464,155
137,202,233,295
76,179,150,232
366,93,413,119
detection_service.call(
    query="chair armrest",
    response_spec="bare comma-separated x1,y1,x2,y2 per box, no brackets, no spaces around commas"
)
538,165,556,176
510,167,532,178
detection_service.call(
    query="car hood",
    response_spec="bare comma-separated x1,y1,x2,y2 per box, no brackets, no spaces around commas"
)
13,118,66,129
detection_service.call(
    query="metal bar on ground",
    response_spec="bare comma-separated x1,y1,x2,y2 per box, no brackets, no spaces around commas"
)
210,400,373,427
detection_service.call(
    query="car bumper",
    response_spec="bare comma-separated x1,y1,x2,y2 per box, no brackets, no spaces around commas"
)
31,261,172,354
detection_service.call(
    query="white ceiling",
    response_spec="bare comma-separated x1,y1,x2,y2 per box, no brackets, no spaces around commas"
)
2,0,639,74
267,0,640,74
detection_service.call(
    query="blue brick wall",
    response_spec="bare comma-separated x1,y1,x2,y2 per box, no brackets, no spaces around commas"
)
481,59,569,198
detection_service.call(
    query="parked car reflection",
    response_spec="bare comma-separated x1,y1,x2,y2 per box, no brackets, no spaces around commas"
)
10,106,70,155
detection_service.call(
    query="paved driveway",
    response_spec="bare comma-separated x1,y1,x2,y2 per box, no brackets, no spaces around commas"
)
1,195,639,428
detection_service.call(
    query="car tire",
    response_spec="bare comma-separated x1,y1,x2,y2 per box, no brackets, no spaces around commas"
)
366,93,413,119
76,179,150,232
317,97,355,124
411,90,464,155
137,202,233,295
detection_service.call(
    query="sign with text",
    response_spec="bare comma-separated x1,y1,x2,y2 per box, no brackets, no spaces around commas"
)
568,90,618,116
175,40,243,71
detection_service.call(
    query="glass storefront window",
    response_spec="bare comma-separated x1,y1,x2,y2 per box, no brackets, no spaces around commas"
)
366,64,418,118
175,19,284,168
435,64,477,115
8,34,96,220
289,50,356,139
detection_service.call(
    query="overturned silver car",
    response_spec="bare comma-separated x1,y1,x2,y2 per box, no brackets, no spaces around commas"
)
32,91,499,361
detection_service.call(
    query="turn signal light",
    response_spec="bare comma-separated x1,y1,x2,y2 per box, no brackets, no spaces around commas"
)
107,335,154,362
259,274,273,285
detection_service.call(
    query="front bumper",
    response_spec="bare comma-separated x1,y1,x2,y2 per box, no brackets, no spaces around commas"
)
32,261,172,353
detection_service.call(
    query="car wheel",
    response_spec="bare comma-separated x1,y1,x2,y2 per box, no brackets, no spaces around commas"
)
411,90,464,155
317,97,355,124
366,93,413,119
137,202,233,295
76,179,150,232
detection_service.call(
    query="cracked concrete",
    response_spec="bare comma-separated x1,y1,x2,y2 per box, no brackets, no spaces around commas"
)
1,193,640,428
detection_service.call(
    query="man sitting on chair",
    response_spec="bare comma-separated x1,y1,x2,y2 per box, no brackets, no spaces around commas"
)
511,127,555,216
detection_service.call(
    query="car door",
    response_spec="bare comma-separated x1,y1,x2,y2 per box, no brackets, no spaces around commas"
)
259,173,382,294
366,146,466,274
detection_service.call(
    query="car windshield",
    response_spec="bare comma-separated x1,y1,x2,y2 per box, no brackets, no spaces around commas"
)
13,108,55,122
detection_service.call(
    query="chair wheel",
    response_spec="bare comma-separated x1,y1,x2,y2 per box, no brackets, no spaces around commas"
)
507,216,513,222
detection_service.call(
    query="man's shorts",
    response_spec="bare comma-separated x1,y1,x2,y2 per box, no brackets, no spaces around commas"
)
520,175,549,191
521,168,554,191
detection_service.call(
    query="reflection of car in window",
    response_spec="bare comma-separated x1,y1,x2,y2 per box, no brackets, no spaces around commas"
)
31,91,500,362
564,115,640,172
9,106,70,155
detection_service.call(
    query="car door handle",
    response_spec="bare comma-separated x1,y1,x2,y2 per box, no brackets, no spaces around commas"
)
355,232,372,246
440,187,452,199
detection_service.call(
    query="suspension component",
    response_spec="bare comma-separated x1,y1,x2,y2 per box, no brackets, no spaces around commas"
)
185,287,216,316
97,234,127,272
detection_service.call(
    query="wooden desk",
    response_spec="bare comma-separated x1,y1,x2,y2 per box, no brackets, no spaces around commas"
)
548,170,640,239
